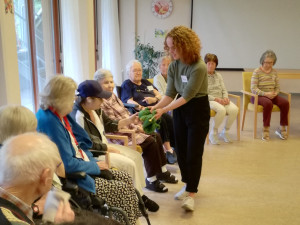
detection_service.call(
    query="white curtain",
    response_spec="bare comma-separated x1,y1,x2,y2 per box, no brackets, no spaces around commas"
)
100,0,122,86
41,0,55,81
60,0,91,85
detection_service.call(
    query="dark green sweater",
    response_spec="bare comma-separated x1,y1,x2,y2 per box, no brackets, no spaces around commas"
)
165,59,208,101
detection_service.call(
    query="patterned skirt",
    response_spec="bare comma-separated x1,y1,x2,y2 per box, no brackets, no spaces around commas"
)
95,170,141,224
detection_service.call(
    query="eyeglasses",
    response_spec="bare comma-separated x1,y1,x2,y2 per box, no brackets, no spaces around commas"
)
263,61,273,65
55,161,63,173
131,69,142,74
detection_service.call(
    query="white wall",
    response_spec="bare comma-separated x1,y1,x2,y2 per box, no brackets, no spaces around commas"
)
119,0,300,93
119,0,191,80
137,0,191,52
193,0,300,69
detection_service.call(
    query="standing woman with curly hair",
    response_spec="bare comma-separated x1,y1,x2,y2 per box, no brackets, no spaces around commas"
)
151,26,210,211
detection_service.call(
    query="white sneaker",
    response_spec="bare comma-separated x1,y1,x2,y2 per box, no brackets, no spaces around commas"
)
275,128,287,140
174,185,188,200
220,131,232,143
209,133,220,145
181,196,194,211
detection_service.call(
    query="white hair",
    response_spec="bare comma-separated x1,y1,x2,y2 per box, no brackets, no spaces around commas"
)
94,68,113,81
39,75,77,111
125,59,142,78
0,105,37,144
158,55,171,66
0,132,61,186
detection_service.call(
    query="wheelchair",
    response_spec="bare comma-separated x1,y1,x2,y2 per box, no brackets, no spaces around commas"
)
61,171,151,225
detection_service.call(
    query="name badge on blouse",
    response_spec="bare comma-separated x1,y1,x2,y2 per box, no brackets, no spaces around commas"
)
181,75,188,83
147,86,154,91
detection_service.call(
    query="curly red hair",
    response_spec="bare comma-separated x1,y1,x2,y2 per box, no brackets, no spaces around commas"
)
164,26,201,65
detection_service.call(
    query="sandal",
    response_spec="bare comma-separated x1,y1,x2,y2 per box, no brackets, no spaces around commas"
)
145,179,168,193
157,171,178,184
262,129,270,141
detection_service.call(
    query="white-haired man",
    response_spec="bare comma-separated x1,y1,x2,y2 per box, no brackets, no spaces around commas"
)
0,132,73,225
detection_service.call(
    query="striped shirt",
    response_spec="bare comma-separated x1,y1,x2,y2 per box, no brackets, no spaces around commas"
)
251,68,280,96
101,93,148,145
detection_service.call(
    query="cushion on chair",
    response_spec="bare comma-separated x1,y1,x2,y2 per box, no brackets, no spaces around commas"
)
210,109,216,117
247,103,281,112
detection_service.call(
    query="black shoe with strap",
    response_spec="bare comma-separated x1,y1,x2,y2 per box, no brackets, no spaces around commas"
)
145,179,168,193
142,195,159,212
157,171,178,184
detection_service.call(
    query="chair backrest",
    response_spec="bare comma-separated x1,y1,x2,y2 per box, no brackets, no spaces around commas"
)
242,72,253,108
116,86,122,99
147,78,153,84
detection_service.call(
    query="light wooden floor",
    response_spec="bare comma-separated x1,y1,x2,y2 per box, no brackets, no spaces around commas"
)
140,94,300,225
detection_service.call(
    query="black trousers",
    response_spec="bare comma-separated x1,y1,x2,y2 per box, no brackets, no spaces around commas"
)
173,96,210,193
156,113,175,147
140,133,167,178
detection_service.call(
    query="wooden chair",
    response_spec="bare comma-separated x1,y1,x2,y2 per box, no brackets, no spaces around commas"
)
240,72,291,138
206,94,241,144
106,129,142,153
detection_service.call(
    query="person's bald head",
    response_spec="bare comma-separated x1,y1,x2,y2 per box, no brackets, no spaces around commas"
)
0,132,61,187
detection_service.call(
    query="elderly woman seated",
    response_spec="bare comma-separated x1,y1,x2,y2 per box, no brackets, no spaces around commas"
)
251,50,289,141
36,76,142,225
71,80,159,212
120,60,177,164
73,78,177,194
153,55,172,96
204,53,239,145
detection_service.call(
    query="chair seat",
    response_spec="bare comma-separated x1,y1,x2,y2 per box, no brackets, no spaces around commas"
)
210,109,216,117
247,103,281,112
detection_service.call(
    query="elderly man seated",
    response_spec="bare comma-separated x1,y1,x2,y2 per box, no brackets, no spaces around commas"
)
0,132,74,225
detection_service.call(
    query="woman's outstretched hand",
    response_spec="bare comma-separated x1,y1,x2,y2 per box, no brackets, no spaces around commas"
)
149,106,164,120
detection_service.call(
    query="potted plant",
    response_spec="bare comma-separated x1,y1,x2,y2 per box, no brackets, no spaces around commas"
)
134,36,163,79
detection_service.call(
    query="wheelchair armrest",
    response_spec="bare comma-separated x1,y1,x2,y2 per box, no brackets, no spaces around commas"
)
61,179,79,193
123,103,138,108
90,194,106,210
66,171,87,179
89,149,107,157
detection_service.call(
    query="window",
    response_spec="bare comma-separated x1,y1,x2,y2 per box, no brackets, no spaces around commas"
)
14,0,35,111
14,0,61,112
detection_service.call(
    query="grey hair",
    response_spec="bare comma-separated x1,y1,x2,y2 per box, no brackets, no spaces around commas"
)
125,60,142,78
0,105,37,144
40,75,77,111
94,69,113,81
158,55,171,66
0,132,61,186
260,50,277,65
